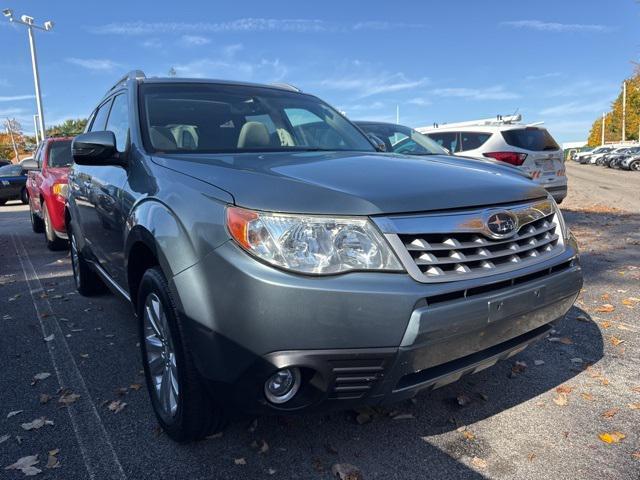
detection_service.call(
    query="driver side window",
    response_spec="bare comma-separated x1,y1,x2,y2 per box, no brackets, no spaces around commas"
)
90,99,113,132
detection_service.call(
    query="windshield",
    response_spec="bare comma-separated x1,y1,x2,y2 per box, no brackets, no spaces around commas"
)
356,123,447,155
47,140,73,167
140,83,375,154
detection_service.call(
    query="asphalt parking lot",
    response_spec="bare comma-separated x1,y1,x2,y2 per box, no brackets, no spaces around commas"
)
1,162,639,479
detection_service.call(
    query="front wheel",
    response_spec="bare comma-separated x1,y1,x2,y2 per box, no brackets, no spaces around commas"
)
630,160,640,171
30,201,45,233
138,267,226,442
69,226,105,296
20,188,28,204
43,203,69,251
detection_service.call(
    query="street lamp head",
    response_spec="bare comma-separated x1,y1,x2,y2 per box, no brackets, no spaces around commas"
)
20,14,34,25
43,20,54,31
2,9,13,18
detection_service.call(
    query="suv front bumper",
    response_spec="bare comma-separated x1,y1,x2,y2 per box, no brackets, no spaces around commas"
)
171,237,582,413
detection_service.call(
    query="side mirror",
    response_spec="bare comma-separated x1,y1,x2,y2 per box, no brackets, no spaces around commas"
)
20,159,38,171
72,131,123,166
367,133,387,152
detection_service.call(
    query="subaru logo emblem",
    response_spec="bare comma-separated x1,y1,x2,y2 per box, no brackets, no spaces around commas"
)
485,211,517,239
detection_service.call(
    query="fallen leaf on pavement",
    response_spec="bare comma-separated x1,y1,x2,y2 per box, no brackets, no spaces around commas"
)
610,336,624,346
595,304,615,313
392,413,415,420
251,439,269,454
31,373,51,385
600,321,612,329
559,337,573,345
234,458,246,465
602,408,619,418
553,393,568,406
628,403,640,410
21,417,54,431
45,449,60,469
527,453,536,462
534,360,545,366
456,394,472,406
575,315,589,322
511,361,527,374
4,455,41,476
632,451,640,460
58,392,80,406
43,334,54,342
0,434,9,444
331,463,363,480
598,432,625,444
129,383,142,391
462,430,475,441
601,293,610,301
107,400,127,414
581,392,594,401
556,385,573,394
7,410,23,418
471,457,487,469
39,394,51,405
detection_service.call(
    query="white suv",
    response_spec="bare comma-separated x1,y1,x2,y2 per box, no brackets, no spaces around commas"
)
417,116,567,203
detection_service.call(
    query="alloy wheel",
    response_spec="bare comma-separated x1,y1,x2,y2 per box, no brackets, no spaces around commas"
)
143,292,179,418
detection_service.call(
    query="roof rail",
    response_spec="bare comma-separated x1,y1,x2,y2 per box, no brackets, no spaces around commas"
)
418,114,523,131
109,70,146,92
270,82,301,92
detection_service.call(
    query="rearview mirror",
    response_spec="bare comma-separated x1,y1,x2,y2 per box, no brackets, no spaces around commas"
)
72,131,123,166
367,133,387,152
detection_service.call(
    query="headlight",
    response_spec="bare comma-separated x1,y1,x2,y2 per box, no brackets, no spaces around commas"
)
226,206,404,275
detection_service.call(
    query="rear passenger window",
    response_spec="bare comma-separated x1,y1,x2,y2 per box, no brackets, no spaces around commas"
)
460,132,492,152
90,99,113,132
427,132,459,153
106,94,129,153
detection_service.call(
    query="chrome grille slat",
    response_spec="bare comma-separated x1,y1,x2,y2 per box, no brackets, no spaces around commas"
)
379,199,566,283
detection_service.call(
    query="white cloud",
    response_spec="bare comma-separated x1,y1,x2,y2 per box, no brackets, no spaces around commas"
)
430,86,520,100
92,19,425,35
180,35,210,46
339,101,386,113
539,100,612,117
501,20,612,33
408,97,432,106
173,57,288,82
0,94,35,102
66,58,122,71
524,72,563,81
545,80,618,98
321,72,429,98
141,38,162,48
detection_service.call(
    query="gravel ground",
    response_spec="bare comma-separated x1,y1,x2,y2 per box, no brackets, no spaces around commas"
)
0,162,638,479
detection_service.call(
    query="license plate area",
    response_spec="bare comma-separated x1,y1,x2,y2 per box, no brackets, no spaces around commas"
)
488,286,546,323
536,159,556,172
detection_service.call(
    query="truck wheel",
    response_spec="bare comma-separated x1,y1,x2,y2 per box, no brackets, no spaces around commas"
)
20,188,28,204
69,226,106,296
30,201,45,233
138,266,226,442
43,203,69,251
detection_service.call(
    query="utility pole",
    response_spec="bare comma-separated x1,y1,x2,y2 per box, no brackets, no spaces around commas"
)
5,119,20,163
33,115,40,144
2,10,54,141
622,81,626,142
601,113,605,146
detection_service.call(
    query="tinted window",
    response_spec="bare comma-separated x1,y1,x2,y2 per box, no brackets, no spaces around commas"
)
357,123,446,155
426,132,459,152
140,83,375,154
501,128,559,151
460,132,492,152
106,94,129,152
90,99,113,132
47,141,73,168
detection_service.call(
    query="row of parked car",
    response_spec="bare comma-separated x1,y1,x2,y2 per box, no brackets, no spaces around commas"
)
1,71,582,443
571,144,640,170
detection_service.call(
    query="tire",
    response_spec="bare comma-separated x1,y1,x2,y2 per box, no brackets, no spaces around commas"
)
138,266,226,442
20,188,28,204
69,225,105,296
630,160,640,172
30,201,45,233
43,203,69,251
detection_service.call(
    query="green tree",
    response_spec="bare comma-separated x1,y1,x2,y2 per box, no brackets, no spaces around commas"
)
46,118,88,137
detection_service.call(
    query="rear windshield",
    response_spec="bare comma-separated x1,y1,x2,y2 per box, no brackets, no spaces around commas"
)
48,141,73,167
501,128,559,152
139,83,375,154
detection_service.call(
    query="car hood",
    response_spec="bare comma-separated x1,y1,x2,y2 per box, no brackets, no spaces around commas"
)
152,151,546,215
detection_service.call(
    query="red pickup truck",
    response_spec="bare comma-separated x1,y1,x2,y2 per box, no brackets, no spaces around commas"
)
26,137,73,250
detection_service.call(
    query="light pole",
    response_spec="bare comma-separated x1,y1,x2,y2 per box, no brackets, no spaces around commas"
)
2,9,53,141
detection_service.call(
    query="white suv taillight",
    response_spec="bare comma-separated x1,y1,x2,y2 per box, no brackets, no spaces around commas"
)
483,151,527,166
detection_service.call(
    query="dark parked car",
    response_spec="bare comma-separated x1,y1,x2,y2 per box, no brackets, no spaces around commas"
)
0,161,37,205
67,71,583,442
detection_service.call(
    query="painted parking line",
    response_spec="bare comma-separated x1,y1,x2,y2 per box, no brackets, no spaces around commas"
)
12,233,127,480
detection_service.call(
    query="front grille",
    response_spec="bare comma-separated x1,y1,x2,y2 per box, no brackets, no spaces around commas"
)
379,199,565,283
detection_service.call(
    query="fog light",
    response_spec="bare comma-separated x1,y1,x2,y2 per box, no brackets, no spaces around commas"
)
264,367,301,404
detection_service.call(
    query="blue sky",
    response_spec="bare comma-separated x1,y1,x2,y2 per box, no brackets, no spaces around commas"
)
1,0,639,143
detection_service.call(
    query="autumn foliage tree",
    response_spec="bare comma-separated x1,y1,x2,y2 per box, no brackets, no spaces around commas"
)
587,68,640,146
